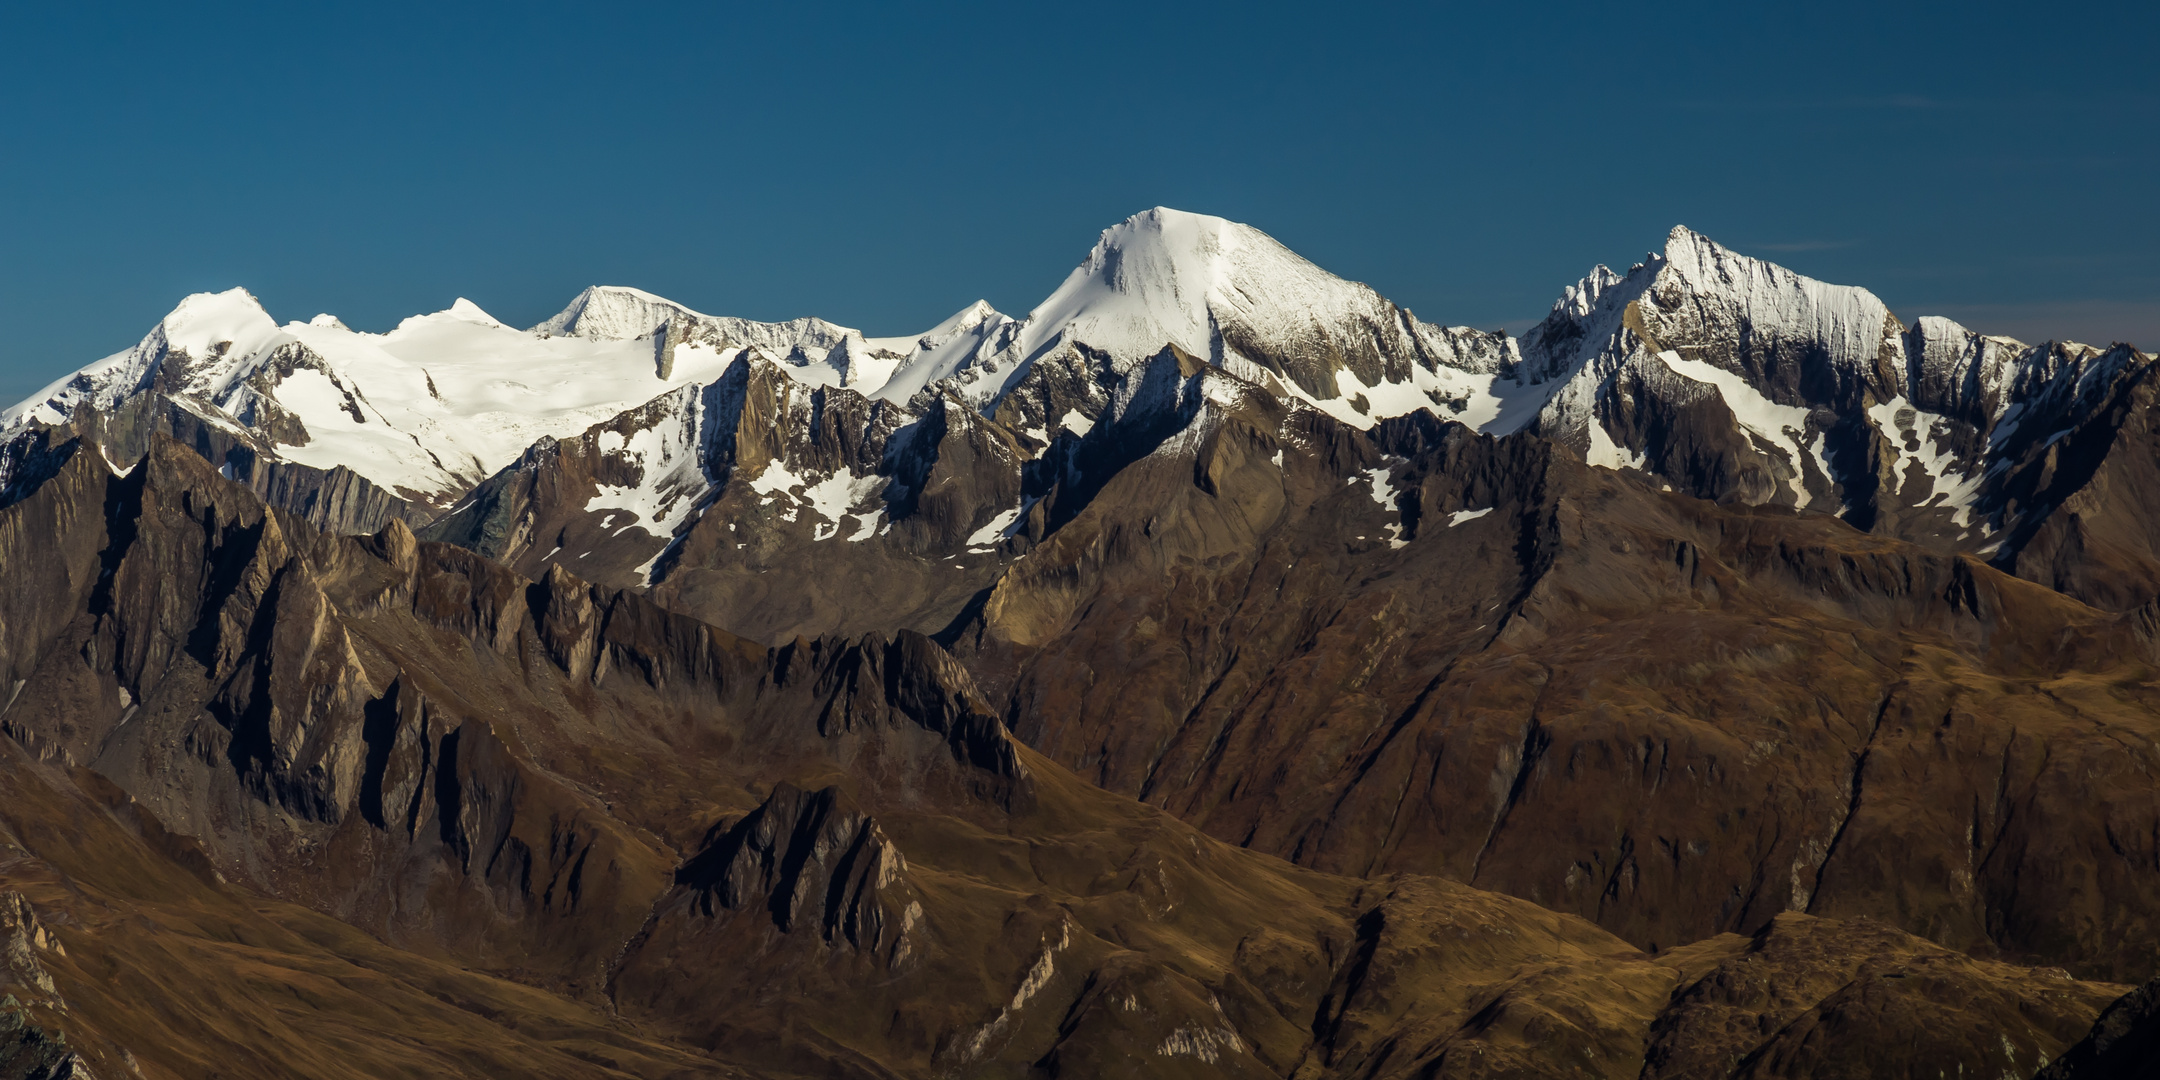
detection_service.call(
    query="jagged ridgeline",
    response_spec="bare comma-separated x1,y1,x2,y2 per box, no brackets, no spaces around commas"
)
2,208,2160,1077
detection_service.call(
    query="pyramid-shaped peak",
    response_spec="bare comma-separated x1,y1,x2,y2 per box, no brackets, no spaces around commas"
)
533,284,705,340
993,205,1407,392
1637,223,1899,383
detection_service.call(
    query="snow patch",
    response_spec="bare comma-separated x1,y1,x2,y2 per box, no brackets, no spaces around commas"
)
1585,416,1648,471
749,460,885,539
967,507,1023,549
1867,395,1985,526
1657,352,1820,500
1058,408,1095,436
1359,466,1411,548
846,510,883,541
583,400,707,537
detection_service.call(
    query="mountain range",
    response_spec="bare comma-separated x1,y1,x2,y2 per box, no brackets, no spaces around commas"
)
1,208,2158,1078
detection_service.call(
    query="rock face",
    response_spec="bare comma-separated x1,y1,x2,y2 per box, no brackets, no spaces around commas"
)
2038,976,2160,1078
1504,227,2160,595
0,1008,89,1080
0,434,2130,1078
0,890,104,1080
941,396,2160,982
1644,914,2113,1079
420,353,1031,642
0,376,428,536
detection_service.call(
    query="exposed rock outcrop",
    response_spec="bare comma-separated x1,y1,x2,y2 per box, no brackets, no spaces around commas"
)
0,1006,89,1080
2038,976,2160,1079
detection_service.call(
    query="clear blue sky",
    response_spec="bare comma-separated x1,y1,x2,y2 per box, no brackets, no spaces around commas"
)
3,1,2154,403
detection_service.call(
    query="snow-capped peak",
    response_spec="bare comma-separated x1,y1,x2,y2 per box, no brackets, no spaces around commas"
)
859,207,1267,407
1,287,281,430
1017,207,1239,363
446,298,504,327
860,206,1516,433
535,285,704,340
1649,226,1900,383
1518,223,1905,411
1014,206,1366,371
153,287,282,361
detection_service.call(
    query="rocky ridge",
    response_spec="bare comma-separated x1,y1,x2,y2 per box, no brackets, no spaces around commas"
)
11,210,2151,621
0,434,2137,1077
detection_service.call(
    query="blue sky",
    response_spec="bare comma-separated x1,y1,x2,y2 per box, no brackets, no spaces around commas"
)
2,1,2154,403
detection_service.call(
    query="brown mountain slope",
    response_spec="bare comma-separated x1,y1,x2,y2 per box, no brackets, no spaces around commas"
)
929,387,2160,982
1999,353,2160,612
2038,974,2160,1079
0,433,2132,1078
0,747,736,1080
411,343,2160,985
